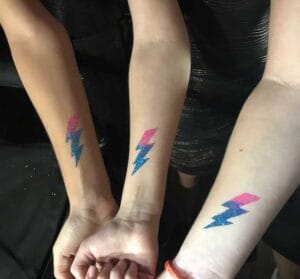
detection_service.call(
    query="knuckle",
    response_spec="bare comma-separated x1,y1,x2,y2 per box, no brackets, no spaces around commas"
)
52,244,59,256
53,270,62,279
70,265,79,278
110,268,119,276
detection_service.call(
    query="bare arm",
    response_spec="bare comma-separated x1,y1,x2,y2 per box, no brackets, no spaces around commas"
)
119,0,190,229
160,1,300,278
70,1,191,277
0,0,114,211
0,1,116,278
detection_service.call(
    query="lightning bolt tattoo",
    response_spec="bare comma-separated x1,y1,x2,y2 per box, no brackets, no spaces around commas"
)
66,114,84,167
204,193,260,229
132,128,158,175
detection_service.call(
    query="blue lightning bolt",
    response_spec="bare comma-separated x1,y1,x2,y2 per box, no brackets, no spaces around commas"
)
66,129,84,167
132,143,154,175
204,201,248,229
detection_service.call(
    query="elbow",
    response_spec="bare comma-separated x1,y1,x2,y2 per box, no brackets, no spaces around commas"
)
5,19,68,48
241,77,300,121
261,75,300,93
132,29,190,57
132,38,191,66
131,37,191,82
262,63,300,92
132,19,190,62
130,38,191,94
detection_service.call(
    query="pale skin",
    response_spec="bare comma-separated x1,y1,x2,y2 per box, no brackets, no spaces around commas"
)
1,0,299,278
0,1,118,279
72,0,300,278
71,0,191,278
160,1,300,277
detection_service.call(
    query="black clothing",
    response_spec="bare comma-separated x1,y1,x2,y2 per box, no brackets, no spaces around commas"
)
172,0,269,173
0,2,299,278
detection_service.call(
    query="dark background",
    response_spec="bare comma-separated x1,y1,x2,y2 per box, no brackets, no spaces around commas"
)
0,1,299,278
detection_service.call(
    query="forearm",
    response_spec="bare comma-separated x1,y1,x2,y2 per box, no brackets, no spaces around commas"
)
175,80,300,278
119,41,190,224
1,3,113,212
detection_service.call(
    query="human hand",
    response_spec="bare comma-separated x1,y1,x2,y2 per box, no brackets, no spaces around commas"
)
53,198,118,279
70,213,159,279
84,260,140,279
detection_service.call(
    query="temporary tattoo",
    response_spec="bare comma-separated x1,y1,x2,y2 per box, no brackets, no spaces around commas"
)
66,114,84,167
132,128,158,175
204,193,260,229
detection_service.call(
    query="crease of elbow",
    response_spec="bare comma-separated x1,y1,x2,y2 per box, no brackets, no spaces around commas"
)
131,38,191,69
133,34,190,51
5,20,67,46
262,73,300,91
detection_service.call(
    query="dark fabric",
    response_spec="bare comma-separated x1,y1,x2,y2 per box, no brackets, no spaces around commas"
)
0,143,67,279
0,28,22,88
0,88,48,143
41,0,131,127
171,0,269,174
0,0,299,274
263,186,300,265
170,0,300,265
0,1,131,128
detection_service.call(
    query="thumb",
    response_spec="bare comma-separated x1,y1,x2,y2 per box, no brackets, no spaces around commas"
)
53,253,74,279
70,241,96,279
53,243,75,279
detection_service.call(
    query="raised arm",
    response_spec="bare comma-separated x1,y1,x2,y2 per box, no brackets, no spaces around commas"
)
160,1,300,278
71,0,190,278
0,1,117,278
119,0,190,232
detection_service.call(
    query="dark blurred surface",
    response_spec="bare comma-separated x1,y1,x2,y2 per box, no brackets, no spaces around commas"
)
0,144,67,279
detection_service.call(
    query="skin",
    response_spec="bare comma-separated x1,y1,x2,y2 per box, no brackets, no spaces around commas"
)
159,0,300,278
1,0,299,278
0,1,117,278
73,0,300,278
71,0,191,278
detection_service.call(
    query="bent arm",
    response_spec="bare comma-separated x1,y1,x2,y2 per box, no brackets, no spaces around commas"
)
118,0,191,226
0,0,115,214
169,1,300,278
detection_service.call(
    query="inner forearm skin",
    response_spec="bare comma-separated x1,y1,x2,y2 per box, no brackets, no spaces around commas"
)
118,41,191,225
174,80,300,278
1,3,114,214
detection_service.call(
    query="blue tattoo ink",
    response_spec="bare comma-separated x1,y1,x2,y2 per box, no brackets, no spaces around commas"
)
204,193,260,229
132,128,157,175
66,114,84,167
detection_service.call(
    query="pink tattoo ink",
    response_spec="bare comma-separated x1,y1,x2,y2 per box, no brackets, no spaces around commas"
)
66,114,84,167
231,193,260,206
204,193,261,229
132,128,158,175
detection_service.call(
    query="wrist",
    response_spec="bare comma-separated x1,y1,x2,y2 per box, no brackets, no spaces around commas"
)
69,186,117,222
173,252,224,279
66,166,113,209
117,204,161,232
119,180,166,221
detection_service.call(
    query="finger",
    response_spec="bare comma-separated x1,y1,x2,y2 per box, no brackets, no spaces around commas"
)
86,265,98,279
110,260,128,279
137,272,155,279
97,262,113,279
125,262,138,279
71,242,96,279
53,253,75,279
95,262,104,274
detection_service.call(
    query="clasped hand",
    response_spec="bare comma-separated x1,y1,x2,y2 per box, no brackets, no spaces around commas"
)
69,214,158,279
